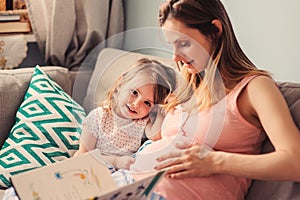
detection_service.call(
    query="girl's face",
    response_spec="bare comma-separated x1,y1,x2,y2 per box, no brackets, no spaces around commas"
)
162,18,213,74
116,76,155,119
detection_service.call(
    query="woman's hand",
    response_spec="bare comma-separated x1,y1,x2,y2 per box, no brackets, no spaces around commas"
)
154,142,215,179
115,156,136,170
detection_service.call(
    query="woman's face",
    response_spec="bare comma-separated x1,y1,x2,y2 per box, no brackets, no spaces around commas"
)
162,18,213,74
116,76,155,119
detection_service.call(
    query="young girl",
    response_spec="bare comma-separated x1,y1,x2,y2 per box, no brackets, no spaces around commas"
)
73,58,177,171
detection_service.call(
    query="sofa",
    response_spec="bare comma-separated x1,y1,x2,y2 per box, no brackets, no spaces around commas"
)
0,48,299,199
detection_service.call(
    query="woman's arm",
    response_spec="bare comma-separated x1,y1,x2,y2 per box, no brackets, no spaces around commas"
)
215,76,300,181
156,76,300,181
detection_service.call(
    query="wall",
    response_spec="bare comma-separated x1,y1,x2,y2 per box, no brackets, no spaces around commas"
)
123,0,168,57
222,0,300,82
124,0,300,82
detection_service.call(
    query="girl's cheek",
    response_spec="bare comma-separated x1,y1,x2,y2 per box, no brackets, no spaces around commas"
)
141,107,149,115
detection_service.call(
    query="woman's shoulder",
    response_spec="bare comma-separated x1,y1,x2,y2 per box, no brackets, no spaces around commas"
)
233,75,275,94
229,75,276,107
248,75,275,85
244,75,282,109
246,75,277,94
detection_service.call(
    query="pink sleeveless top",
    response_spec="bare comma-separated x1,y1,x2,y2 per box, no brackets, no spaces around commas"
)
134,76,267,200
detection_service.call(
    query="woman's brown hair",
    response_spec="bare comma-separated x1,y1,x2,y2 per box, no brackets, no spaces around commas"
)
159,0,271,109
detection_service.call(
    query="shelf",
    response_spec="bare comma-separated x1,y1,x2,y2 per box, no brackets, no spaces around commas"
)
0,33,37,69
0,33,36,42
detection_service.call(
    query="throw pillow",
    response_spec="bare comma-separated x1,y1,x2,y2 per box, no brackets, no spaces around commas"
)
0,66,86,188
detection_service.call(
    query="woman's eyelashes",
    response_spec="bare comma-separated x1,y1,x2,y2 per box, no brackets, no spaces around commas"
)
176,40,190,48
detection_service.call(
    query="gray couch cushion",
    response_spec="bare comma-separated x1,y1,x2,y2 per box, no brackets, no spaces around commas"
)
278,82,300,130
245,82,300,200
0,66,72,148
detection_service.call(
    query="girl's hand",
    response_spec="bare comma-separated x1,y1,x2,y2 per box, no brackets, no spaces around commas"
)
154,142,215,179
115,156,136,170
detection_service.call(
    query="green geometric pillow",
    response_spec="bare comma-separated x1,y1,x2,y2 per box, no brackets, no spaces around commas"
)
0,66,86,188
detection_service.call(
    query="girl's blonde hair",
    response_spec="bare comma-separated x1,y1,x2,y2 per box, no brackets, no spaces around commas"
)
159,0,272,110
100,58,177,113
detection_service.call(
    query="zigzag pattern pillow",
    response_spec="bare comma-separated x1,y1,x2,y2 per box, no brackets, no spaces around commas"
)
0,66,86,188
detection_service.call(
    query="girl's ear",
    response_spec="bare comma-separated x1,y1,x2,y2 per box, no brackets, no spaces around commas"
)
211,19,222,37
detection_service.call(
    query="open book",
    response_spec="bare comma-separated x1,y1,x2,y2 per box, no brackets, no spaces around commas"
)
10,150,165,200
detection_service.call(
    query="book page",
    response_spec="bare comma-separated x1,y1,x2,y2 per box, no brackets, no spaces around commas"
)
11,151,117,200
11,150,166,200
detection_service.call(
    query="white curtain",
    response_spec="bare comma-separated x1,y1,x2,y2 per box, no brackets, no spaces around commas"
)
24,0,124,69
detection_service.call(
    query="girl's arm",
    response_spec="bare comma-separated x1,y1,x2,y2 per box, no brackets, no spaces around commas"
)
144,105,165,141
74,126,134,169
99,154,135,170
156,76,300,181
73,127,97,157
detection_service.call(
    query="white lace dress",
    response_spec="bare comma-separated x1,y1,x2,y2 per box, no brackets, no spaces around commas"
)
82,107,149,156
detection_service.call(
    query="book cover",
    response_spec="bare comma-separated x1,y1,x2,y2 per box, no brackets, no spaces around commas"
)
0,9,29,21
0,13,20,21
10,150,165,200
0,21,30,33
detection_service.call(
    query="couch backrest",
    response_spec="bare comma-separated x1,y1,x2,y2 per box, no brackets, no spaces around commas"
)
0,66,72,148
278,82,300,129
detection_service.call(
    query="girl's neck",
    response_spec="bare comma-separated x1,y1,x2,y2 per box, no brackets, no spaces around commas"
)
111,106,125,119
